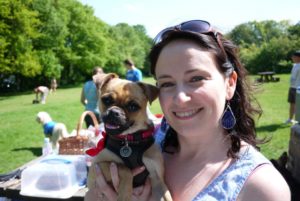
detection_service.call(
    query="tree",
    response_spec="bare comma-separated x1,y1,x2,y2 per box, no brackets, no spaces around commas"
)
37,50,63,78
228,20,298,73
133,25,152,75
0,0,41,76
287,22,300,53
288,21,300,37
227,22,259,47
32,0,69,51
58,0,109,83
241,37,294,73
228,20,290,48
105,23,152,76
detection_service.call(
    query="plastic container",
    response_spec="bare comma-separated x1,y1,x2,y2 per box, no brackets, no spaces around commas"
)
20,155,87,199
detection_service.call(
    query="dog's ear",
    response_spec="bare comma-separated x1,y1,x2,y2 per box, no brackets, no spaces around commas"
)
36,112,44,123
93,73,119,90
137,82,159,104
36,115,42,123
37,111,49,124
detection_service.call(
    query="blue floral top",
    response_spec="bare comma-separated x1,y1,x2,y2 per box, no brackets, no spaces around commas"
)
154,125,271,201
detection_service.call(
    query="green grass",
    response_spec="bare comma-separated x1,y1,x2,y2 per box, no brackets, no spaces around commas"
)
255,74,291,159
0,75,292,173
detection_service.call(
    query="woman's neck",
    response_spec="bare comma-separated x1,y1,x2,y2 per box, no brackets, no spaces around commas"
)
176,129,230,160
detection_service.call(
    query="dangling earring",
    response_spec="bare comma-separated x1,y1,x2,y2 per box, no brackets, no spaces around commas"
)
161,117,168,132
221,101,236,130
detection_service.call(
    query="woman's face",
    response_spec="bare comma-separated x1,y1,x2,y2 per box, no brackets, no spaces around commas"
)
155,39,236,136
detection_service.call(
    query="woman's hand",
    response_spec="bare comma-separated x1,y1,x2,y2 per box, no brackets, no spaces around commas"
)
85,163,118,201
92,162,153,201
111,163,153,201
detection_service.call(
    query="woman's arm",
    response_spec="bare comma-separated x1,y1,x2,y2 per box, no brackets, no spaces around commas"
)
87,163,154,201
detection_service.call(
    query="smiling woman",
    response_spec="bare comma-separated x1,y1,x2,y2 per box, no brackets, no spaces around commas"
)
83,19,291,201
147,20,291,201
155,40,232,137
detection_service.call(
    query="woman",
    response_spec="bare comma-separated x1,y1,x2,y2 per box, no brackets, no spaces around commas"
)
88,20,290,201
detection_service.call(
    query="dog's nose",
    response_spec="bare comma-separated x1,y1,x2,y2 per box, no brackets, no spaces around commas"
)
102,107,127,126
106,107,126,119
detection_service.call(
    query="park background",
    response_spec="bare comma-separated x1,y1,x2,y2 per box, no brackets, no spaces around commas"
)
0,0,300,173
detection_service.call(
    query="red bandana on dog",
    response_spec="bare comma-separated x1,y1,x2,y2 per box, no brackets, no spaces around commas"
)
85,132,107,157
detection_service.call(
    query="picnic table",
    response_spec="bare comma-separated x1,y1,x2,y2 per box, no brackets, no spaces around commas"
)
0,156,87,201
257,71,280,83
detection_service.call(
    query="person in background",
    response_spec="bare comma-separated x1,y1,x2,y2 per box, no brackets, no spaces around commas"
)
81,67,103,127
50,78,57,93
90,20,290,201
34,86,49,104
124,58,157,121
286,50,300,124
124,59,143,82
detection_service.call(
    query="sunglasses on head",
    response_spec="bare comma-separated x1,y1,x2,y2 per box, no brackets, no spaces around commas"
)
153,20,227,59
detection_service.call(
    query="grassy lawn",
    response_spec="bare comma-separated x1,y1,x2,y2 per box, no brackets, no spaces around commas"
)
255,74,292,158
0,75,292,173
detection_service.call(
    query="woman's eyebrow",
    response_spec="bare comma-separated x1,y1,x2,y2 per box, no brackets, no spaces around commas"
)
157,74,172,80
185,69,197,75
157,69,204,80
185,69,205,74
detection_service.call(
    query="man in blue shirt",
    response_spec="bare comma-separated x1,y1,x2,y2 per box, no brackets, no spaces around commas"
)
124,59,159,122
124,59,143,82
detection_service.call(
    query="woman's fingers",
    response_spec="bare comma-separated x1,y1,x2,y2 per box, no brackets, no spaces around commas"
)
133,185,144,196
141,178,151,197
94,164,107,186
110,162,119,192
94,164,118,201
93,164,149,201
132,166,146,176
132,178,152,201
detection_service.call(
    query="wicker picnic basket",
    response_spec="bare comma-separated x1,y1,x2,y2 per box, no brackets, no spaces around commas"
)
58,111,99,155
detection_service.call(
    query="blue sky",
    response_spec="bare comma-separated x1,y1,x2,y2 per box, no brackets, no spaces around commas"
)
80,0,299,38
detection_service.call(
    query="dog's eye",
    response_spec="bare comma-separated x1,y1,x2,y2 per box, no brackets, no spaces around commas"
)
101,96,114,106
126,101,140,112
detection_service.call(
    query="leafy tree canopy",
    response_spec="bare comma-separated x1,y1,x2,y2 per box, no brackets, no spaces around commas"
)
227,20,300,74
0,0,299,91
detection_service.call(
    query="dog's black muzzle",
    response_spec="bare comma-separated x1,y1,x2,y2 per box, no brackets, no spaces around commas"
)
102,107,132,135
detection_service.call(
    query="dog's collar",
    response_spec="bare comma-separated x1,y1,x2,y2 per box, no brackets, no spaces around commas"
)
110,127,154,142
85,127,154,157
106,129,154,188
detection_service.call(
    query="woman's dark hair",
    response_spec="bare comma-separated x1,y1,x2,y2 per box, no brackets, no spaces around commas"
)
149,31,263,158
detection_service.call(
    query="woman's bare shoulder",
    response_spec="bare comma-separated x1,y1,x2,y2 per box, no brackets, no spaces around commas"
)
238,163,291,201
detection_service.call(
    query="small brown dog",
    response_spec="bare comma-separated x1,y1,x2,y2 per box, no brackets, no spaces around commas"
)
84,73,172,201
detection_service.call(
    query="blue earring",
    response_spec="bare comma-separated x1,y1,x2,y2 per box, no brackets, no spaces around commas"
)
160,117,168,132
221,102,236,130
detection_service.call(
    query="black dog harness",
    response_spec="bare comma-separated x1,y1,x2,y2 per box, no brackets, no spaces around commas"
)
106,128,154,187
